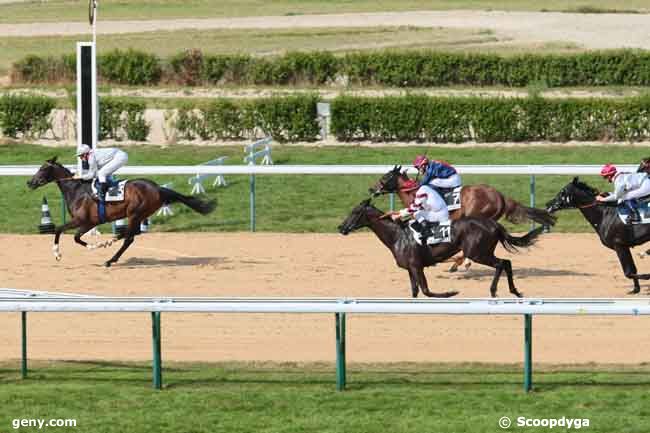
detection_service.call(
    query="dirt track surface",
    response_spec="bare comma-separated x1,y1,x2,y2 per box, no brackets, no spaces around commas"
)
2,11,650,49
1,232,650,364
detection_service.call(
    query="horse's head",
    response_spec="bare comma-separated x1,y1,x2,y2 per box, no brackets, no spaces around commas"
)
368,165,409,196
338,198,376,235
27,157,69,190
546,177,599,213
637,157,650,174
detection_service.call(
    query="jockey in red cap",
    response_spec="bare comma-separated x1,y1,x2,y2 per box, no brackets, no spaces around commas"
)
390,178,450,245
597,163,650,224
413,155,462,194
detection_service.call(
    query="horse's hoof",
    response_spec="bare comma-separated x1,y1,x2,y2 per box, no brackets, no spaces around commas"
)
104,261,112,268
628,289,640,295
55,255,61,262
448,266,458,273
514,292,524,298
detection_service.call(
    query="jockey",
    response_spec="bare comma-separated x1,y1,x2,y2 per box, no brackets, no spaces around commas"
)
391,179,449,244
413,155,462,195
597,163,650,224
74,144,128,204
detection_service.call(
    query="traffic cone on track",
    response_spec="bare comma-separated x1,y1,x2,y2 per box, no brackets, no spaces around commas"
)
38,197,55,234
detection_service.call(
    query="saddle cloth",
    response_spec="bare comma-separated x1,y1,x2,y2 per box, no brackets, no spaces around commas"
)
435,186,462,211
91,180,127,202
617,197,650,225
409,220,452,246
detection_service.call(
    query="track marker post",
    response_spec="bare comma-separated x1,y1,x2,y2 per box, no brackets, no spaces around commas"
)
21,312,27,379
524,314,533,392
243,137,273,232
335,311,347,391
151,312,162,390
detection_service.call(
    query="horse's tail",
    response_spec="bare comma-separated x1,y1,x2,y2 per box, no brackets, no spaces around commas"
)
496,224,544,254
158,187,216,215
504,197,557,227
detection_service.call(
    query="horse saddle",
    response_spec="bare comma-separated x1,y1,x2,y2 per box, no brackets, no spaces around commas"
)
409,220,452,246
92,179,127,202
617,199,650,225
434,186,462,211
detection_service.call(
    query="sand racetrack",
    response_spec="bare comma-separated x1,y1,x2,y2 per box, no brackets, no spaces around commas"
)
1,232,650,365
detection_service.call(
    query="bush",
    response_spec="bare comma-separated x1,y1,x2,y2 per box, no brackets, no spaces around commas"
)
171,95,319,142
0,94,56,138
331,95,650,143
99,49,162,86
12,49,650,88
98,98,149,141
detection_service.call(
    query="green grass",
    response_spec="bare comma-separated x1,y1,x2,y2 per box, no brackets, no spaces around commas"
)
1,361,650,432
0,27,508,76
0,26,585,78
0,0,647,23
1,143,649,234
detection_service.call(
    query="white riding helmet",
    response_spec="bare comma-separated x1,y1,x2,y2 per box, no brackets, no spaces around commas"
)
76,144,91,156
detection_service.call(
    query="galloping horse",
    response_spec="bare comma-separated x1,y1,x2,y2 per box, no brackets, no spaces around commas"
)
27,157,216,267
339,199,543,298
547,177,650,294
370,166,556,270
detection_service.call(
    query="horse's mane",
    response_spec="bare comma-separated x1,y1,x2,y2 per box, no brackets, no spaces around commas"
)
571,179,599,197
47,157,72,176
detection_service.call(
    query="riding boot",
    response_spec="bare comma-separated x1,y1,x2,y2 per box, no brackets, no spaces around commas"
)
625,199,641,224
420,221,438,245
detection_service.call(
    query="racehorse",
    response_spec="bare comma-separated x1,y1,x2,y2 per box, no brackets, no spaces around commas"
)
338,199,543,298
546,177,650,294
370,166,556,271
27,157,216,267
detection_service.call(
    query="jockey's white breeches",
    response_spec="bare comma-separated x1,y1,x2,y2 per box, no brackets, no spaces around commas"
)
414,191,449,223
622,176,650,201
430,173,462,189
97,151,128,183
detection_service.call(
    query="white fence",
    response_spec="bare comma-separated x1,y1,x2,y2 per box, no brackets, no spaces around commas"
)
0,164,639,176
3,292,650,391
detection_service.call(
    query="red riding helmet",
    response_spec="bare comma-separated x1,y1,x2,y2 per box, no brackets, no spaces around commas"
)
400,179,420,191
600,163,617,179
413,155,429,169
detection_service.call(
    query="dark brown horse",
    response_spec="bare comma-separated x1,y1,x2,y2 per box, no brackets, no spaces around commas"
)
27,157,216,267
339,199,543,298
370,166,556,271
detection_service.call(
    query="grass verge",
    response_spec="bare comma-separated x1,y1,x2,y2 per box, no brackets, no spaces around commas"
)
1,360,650,433
1,143,647,234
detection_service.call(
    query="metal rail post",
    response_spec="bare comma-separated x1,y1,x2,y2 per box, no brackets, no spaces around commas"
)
21,312,27,379
530,175,535,230
250,173,256,232
151,312,162,390
335,312,347,391
389,193,395,212
524,314,533,392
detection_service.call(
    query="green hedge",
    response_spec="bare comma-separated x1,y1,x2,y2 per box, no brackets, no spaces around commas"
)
12,49,650,87
0,94,56,138
331,95,650,142
173,95,320,142
98,97,150,141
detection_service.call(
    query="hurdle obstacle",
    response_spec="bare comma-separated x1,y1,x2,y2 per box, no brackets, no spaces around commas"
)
244,137,273,232
188,156,228,195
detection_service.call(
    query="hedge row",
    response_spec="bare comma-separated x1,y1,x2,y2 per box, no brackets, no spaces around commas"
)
331,95,650,142
0,94,56,138
12,49,650,87
173,95,320,142
4,94,650,143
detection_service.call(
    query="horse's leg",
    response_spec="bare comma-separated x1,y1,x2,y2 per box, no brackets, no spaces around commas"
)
413,267,459,298
408,269,419,298
52,220,81,261
73,225,96,248
502,259,523,298
448,253,463,273
104,219,141,267
615,247,643,294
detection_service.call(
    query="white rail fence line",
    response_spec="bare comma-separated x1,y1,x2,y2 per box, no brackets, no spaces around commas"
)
5,164,633,230
3,294,650,391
